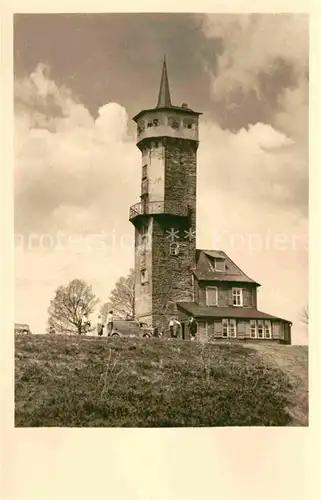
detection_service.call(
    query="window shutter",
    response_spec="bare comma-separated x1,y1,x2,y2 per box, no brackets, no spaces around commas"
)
214,320,222,337
238,321,246,338
228,289,233,306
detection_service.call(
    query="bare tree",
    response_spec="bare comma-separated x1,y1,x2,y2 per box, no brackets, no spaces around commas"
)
48,279,99,334
101,269,135,320
301,305,309,325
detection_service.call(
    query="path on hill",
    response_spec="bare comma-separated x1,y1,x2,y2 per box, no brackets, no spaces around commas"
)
247,344,308,426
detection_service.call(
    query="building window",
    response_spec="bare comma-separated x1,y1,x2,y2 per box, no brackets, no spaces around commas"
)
215,259,225,272
206,287,218,306
249,320,272,339
142,164,147,180
169,117,180,129
250,320,257,338
140,269,148,284
257,320,264,339
222,318,229,338
229,319,236,337
208,257,225,272
169,242,180,256
222,318,237,338
232,288,243,306
264,320,272,339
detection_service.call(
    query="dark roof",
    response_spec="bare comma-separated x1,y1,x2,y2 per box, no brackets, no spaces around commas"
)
195,249,260,285
133,59,201,122
157,57,172,108
176,302,291,323
133,105,201,122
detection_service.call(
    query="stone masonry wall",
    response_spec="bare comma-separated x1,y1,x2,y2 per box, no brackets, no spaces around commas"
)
151,138,198,332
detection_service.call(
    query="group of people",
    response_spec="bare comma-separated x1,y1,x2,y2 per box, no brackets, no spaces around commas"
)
169,316,197,341
96,310,114,337
81,310,197,340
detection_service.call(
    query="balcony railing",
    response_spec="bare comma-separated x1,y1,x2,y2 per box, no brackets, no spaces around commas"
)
129,200,188,220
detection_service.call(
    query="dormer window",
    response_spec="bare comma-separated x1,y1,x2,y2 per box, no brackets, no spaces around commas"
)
208,257,225,272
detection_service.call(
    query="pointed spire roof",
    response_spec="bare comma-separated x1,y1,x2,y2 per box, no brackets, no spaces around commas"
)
156,56,172,108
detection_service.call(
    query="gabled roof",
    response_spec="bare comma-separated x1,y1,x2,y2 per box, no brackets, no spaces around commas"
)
195,249,260,286
176,302,291,323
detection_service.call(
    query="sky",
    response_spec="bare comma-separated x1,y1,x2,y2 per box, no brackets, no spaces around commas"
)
14,13,308,343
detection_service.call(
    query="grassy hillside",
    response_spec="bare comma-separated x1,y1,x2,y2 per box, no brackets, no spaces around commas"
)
15,335,308,427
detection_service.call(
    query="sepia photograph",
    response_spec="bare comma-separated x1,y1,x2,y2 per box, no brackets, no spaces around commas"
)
14,13,308,427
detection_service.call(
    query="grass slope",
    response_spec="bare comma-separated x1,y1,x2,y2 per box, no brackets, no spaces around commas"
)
15,335,308,427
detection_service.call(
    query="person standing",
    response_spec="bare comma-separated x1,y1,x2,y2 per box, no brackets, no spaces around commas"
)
173,319,181,339
188,316,197,341
106,310,114,336
169,318,175,338
97,314,104,336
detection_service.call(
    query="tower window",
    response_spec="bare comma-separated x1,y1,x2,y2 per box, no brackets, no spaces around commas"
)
171,121,179,129
140,269,148,284
153,119,159,126
147,121,153,128
169,242,180,256
142,164,147,180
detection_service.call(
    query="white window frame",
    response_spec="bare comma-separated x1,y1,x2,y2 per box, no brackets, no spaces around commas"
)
222,318,237,338
264,320,272,339
206,286,218,306
229,318,237,338
257,320,264,339
232,287,243,307
250,319,257,338
222,318,229,338
249,320,272,339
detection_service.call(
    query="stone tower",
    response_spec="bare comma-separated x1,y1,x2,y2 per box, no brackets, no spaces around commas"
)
129,58,201,330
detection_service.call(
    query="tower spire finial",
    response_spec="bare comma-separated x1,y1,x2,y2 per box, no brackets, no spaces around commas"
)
156,56,172,108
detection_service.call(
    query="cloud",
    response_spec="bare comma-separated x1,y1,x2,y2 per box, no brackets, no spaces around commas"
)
202,14,308,101
199,120,307,215
15,63,140,236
